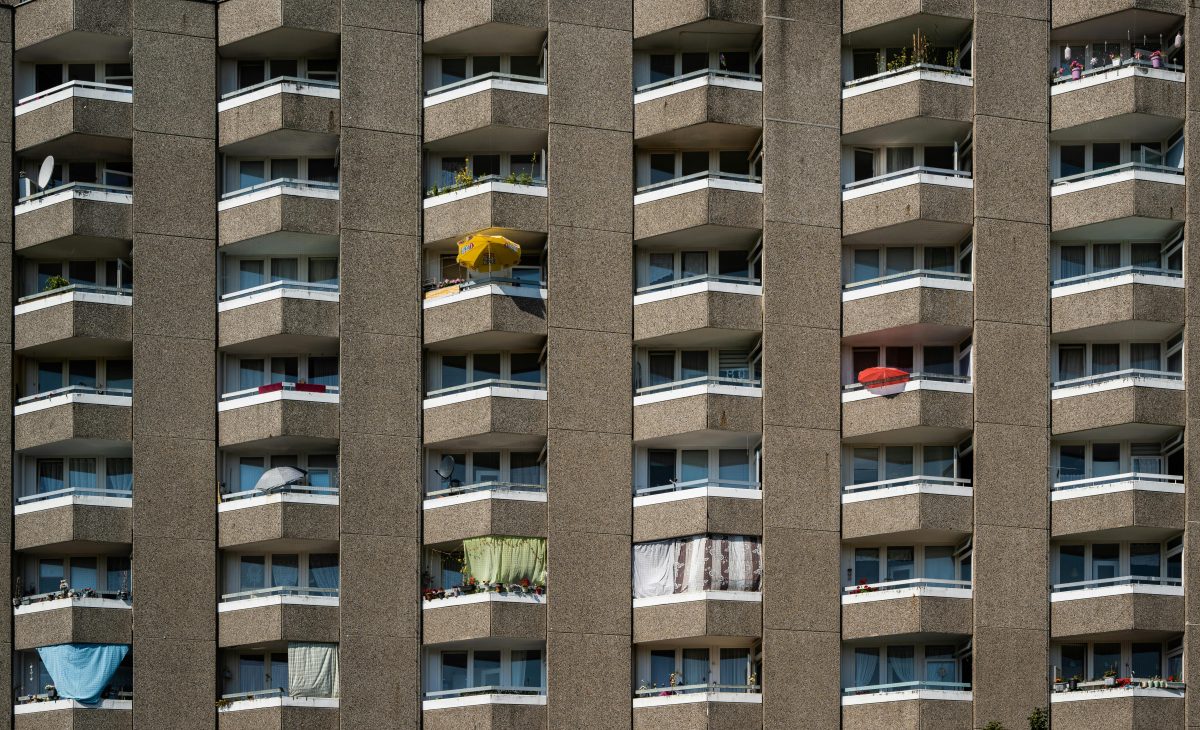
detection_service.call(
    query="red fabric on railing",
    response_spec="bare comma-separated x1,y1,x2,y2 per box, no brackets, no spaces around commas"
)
295,383,327,393
258,382,284,394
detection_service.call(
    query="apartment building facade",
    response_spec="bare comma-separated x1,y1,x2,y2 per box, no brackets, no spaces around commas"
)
0,0,1196,728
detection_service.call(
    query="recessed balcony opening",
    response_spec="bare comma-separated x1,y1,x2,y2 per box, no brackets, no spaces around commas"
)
218,452,339,505
14,553,131,610
842,22,972,87
841,140,973,198
1051,335,1182,399
1051,535,1182,599
632,45,763,129
219,551,339,609
842,239,972,300
219,353,340,409
219,57,339,107
423,448,545,502
1050,32,1184,85
1051,636,1184,698
842,642,972,703
842,542,971,601
423,245,545,303
17,255,132,307
1051,232,1182,296
422,536,547,606
633,533,761,607
843,440,973,504
424,350,546,406
635,243,761,299
423,53,546,133
219,251,340,316
634,344,761,404
17,60,132,105
633,642,761,706
634,443,760,501
1051,435,1183,504
220,155,340,210
1052,132,1183,191
422,643,547,708
634,148,761,202
16,645,132,711
220,643,340,710
424,151,546,200
16,157,133,212
16,453,133,512
15,356,132,414
842,340,972,402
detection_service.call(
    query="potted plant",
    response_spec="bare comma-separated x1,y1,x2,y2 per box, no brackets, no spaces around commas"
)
43,275,69,292
1068,675,1078,691
533,582,545,596
1110,52,1120,67
1070,60,1084,80
1103,668,1117,686
1151,49,1163,68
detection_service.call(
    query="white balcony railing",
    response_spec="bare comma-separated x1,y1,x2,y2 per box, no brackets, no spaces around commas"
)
636,68,761,94
17,181,132,205
843,577,972,595
1051,472,1182,495
1052,575,1182,593
842,475,971,497
842,372,969,394
843,680,971,696
843,269,970,292
843,166,972,192
636,375,760,397
17,486,133,506
637,170,760,195
1051,368,1182,394
425,480,546,499
220,76,339,102
220,177,339,204
426,378,546,399
219,585,338,603
423,685,546,701
1052,265,1183,290
14,589,130,608
17,283,132,306
426,71,546,98
220,280,339,305
636,273,761,295
843,63,971,89
17,384,132,406
15,79,133,115
634,683,761,698
1051,56,1183,87
635,478,759,497
220,484,339,502
1053,161,1183,187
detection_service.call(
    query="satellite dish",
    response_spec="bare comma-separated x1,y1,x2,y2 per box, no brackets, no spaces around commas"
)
36,156,54,190
434,455,456,482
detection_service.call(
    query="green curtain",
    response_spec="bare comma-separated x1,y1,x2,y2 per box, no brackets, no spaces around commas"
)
463,536,547,584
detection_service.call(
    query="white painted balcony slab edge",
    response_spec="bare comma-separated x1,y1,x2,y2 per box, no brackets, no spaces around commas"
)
842,68,973,99
634,75,762,105
422,592,545,610
423,181,547,209
423,283,547,310
218,492,339,512
15,83,132,116
218,389,339,412
841,173,972,202
15,188,132,216
423,386,547,410
423,489,546,511
841,586,972,604
1050,583,1183,603
217,81,340,112
634,177,761,206
1050,687,1183,702
14,495,132,515
841,379,971,403
842,690,971,706
424,77,547,108
1050,376,1183,400
218,286,340,312
842,277,972,303
633,692,762,708
220,697,339,712
218,184,339,212
14,392,131,416
842,484,973,504
15,289,132,316
634,281,761,306
218,594,339,613
1051,168,1184,197
1050,65,1184,97
633,486,761,509
14,597,131,615
1052,272,1184,298
423,694,546,710
633,383,761,407
15,699,132,713
633,590,761,608
1051,479,1184,502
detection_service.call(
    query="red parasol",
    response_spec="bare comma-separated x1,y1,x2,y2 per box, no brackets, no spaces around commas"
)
857,367,910,388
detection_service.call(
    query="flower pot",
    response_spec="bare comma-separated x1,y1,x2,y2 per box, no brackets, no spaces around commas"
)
1105,676,1115,686
1151,56,1162,68
1112,59,1120,67
1071,68,1081,80
1068,679,1078,691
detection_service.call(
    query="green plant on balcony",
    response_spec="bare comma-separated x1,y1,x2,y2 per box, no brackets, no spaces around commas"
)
1028,707,1048,730
43,275,69,292
453,158,475,189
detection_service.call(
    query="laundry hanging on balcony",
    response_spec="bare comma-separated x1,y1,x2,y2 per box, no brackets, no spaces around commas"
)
289,643,339,698
857,366,911,388
35,643,129,705
462,536,547,584
456,233,521,272
632,534,762,598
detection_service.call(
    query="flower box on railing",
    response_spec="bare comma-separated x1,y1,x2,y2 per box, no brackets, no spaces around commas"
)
842,577,971,600
633,682,761,698
422,580,545,602
13,589,130,609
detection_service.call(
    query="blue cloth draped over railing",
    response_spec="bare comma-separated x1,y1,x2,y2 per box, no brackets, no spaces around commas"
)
36,643,129,705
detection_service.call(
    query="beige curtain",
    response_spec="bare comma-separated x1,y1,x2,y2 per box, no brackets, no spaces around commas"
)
462,536,547,584
288,643,339,698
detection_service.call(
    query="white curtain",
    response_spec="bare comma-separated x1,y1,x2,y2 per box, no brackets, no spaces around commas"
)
288,643,339,698
854,649,879,688
633,535,762,598
633,541,676,598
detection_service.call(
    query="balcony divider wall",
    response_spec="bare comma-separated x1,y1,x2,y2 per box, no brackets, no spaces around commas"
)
1185,8,1200,729
972,4,1051,728
0,6,12,723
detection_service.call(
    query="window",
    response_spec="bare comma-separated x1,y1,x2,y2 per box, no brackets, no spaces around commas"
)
307,59,338,82
228,552,338,595
429,352,544,392
637,447,756,492
636,645,757,693
430,648,545,693
1060,146,1085,177
440,57,466,86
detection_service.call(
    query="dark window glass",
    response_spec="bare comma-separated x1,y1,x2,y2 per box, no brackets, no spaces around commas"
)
510,56,540,78
649,153,674,184
238,60,265,88
35,64,63,93
719,151,750,176
1060,644,1086,681
924,146,954,170
682,52,707,74
67,64,95,83
649,55,674,83
106,359,132,391
510,353,542,383
1058,544,1085,584
69,360,97,389
472,155,500,178
852,50,877,79
924,346,955,375
1092,643,1120,680
270,59,297,79
1060,146,1085,177
1132,643,1162,678
1093,143,1120,170
1091,442,1120,477
854,149,875,181
440,58,466,86
718,51,749,73
718,250,749,279
473,353,501,381
308,158,337,183
69,162,96,184
682,151,709,177
886,347,913,372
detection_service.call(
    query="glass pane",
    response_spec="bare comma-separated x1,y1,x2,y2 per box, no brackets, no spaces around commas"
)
511,650,542,689
1059,246,1085,279
239,260,265,290
270,357,298,383
1060,644,1086,681
681,251,707,278
441,355,467,389
440,58,466,86
1091,443,1120,477
1093,143,1120,169
1093,643,1120,680
884,446,913,480
718,450,750,483
70,557,97,591
270,258,298,282
648,450,675,487
719,151,749,176
925,646,956,683
923,445,955,479
240,555,265,590
1131,243,1160,268
680,351,707,380
473,56,500,75
854,548,880,585
69,360,97,389
648,253,674,285
68,458,97,489
649,55,674,83
440,156,465,187
886,547,915,582
649,649,675,688
885,247,914,276
924,146,954,170
853,51,877,79
647,352,674,386
1129,543,1160,578
680,450,708,483
270,158,298,180
854,149,875,181
1132,643,1161,678
510,452,541,485
36,459,64,494
306,58,338,81
1058,345,1085,381
1060,146,1085,177
472,650,502,687
106,556,130,592
510,352,542,383
718,51,749,72
1131,343,1161,371
1091,344,1120,374
472,154,499,178
34,64,63,93
924,546,955,581
37,262,61,292
1091,543,1120,581
510,56,540,78
309,356,338,386
38,361,63,392
854,647,880,687
682,648,709,685
307,158,337,183
850,249,880,283
472,452,501,483
269,59,297,79
269,653,288,690
886,645,915,683
720,648,750,687
67,260,96,285
682,151,709,177
308,553,339,589
924,346,955,375
271,554,299,587
473,353,501,381
925,246,955,272
38,559,64,593
238,60,265,88
238,655,265,693
886,147,914,173
309,258,338,285
852,448,879,484
239,457,265,490
886,347,913,372
1093,243,1120,271
718,250,749,278
239,160,266,189
1058,544,1085,584
440,652,467,690
650,153,675,183
106,359,132,391
852,348,879,377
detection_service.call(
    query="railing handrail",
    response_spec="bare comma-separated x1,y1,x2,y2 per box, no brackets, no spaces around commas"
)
17,486,132,503
634,478,760,496
843,166,972,190
220,688,285,701
843,62,971,88
843,680,971,694
17,589,129,602
635,375,761,395
843,269,970,291
1053,161,1183,186
844,577,972,592
426,378,546,398
1052,264,1182,287
633,682,761,696
423,685,546,699
425,275,546,292
18,384,132,404
1053,472,1183,490
636,273,761,294
842,372,970,392
220,484,339,501
18,283,132,303
1051,55,1184,86
426,173,548,197
220,585,339,601
220,279,339,301
1053,574,1182,591
221,382,340,400
221,177,339,200
18,181,132,204
19,690,133,703
425,480,546,498
17,79,133,106
426,71,546,97
1052,368,1182,390
843,475,971,493
1063,678,1186,689
221,75,339,100
636,170,760,194
636,67,762,92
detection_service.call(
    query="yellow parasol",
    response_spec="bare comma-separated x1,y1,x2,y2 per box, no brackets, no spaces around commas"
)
456,234,521,272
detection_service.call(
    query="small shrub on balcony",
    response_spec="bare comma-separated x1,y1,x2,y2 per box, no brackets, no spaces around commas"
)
43,275,69,292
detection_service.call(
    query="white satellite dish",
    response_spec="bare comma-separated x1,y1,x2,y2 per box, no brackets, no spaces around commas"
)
36,156,55,191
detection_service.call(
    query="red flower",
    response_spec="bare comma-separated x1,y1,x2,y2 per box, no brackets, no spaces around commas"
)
520,578,530,587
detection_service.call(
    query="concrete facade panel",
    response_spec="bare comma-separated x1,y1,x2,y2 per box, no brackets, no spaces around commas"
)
1052,283,1184,336
13,605,132,650
633,393,762,443
841,492,974,541
842,286,972,339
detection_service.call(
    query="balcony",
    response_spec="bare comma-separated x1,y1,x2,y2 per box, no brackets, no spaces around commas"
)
219,179,339,248
633,275,762,348
634,70,762,148
425,73,547,151
841,578,972,641
841,376,972,443
633,590,761,644
218,382,340,451
1051,370,1183,439
1051,683,1183,728
423,381,547,450
218,78,340,156
14,81,133,159
1052,267,1183,339
216,0,339,56
14,385,132,453
423,588,547,645
1051,473,1183,539
219,586,339,648
1051,163,1184,240
634,481,761,543
14,284,132,358
634,172,762,246
632,685,761,728
633,376,762,445
13,590,131,650
218,483,339,549
1052,59,1184,142
14,698,132,728
14,0,130,58
842,168,972,246
423,483,546,545
15,486,132,553
218,692,339,729
841,683,972,725
842,476,973,542
1051,577,1183,639
842,273,972,340
423,277,546,351
219,281,340,353
842,65,972,146
15,182,132,254
424,176,547,247
423,0,546,55
422,688,546,728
